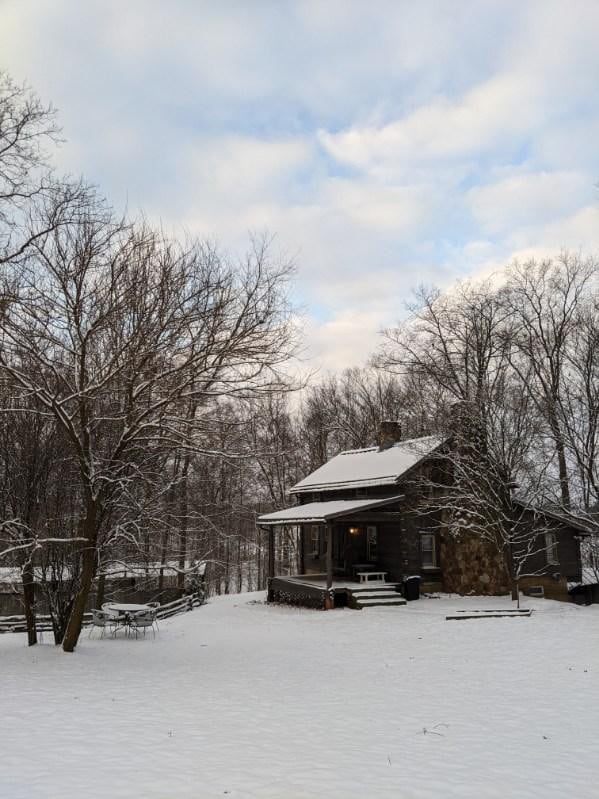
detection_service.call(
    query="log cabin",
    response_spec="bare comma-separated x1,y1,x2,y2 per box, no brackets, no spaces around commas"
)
258,422,592,609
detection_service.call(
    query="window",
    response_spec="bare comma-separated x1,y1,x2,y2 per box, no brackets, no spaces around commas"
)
367,526,377,561
545,532,559,565
420,533,437,568
356,488,368,499
310,526,320,556
311,492,321,502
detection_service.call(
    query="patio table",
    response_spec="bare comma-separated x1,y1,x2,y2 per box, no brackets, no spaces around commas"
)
103,603,152,614
102,603,152,635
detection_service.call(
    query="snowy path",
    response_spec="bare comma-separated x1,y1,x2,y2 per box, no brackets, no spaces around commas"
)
1,593,598,798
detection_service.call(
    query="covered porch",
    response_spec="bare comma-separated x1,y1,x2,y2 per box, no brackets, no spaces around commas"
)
258,494,405,609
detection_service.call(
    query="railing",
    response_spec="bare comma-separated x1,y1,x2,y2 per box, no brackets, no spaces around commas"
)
0,592,206,635
155,594,204,619
268,576,327,609
0,613,89,635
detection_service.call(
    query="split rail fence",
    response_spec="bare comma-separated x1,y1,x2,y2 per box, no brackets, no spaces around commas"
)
0,593,205,635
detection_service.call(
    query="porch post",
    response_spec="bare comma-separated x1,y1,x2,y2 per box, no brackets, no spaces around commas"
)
268,525,275,579
298,525,305,574
325,522,333,609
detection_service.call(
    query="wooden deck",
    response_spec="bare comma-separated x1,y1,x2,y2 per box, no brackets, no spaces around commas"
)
267,574,404,610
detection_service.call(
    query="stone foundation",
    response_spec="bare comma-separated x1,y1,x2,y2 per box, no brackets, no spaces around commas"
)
519,575,571,602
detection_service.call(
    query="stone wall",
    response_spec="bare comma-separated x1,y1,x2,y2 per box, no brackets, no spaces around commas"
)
440,527,510,595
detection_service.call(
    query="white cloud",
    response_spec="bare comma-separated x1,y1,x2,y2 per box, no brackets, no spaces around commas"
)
467,170,593,236
318,72,541,176
2,0,599,373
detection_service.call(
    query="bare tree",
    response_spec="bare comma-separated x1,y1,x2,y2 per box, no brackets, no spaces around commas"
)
417,397,554,604
300,367,408,467
504,254,598,509
0,183,298,651
0,71,64,264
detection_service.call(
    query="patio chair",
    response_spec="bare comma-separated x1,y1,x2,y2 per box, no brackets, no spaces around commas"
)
143,602,161,630
89,609,115,639
129,609,157,639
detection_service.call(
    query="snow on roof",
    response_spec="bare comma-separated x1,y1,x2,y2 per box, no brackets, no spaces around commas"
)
257,494,404,526
290,435,446,494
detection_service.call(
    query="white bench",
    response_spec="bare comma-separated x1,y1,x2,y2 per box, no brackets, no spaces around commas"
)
356,571,387,584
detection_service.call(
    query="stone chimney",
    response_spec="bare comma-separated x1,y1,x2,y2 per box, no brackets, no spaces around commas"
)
377,420,402,451
449,400,485,453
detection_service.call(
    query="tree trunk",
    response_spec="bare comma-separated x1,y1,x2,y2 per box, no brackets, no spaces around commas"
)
177,457,190,595
62,505,98,652
22,561,37,646
555,436,571,509
62,540,96,652
504,544,519,604
548,414,571,508
158,527,168,591
96,573,106,609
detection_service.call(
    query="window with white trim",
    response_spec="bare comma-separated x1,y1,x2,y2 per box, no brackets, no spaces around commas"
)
367,526,377,561
545,532,559,565
420,532,437,568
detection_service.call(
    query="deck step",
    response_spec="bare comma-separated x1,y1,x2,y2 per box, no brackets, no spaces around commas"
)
355,596,407,608
351,590,401,599
348,583,400,594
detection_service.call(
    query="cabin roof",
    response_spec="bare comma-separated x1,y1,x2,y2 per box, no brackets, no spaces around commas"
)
512,499,597,535
290,434,446,494
257,494,404,526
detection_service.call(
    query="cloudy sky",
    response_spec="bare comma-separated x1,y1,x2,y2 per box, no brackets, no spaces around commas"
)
2,0,599,371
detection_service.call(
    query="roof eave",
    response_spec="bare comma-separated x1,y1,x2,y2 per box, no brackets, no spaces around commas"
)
257,494,405,526
289,476,400,495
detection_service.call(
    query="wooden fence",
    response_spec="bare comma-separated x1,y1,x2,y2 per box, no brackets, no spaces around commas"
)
0,593,205,635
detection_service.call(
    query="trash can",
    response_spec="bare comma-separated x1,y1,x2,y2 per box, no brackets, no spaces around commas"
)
403,575,421,601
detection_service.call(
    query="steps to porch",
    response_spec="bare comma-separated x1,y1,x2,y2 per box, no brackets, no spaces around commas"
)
346,583,406,610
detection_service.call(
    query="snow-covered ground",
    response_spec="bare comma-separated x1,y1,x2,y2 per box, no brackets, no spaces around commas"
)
1,593,598,799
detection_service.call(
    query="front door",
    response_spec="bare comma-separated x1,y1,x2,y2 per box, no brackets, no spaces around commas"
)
333,526,347,573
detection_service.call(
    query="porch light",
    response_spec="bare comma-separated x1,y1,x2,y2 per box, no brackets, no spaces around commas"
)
349,526,360,536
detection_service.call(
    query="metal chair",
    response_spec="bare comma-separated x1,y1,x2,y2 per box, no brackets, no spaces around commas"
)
142,602,161,630
129,609,157,639
89,609,115,638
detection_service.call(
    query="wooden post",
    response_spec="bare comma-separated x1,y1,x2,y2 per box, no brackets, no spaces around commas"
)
298,526,305,575
268,526,275,579
325,523,333,609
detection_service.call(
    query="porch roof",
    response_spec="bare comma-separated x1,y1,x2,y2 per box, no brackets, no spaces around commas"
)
257,494,404,526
